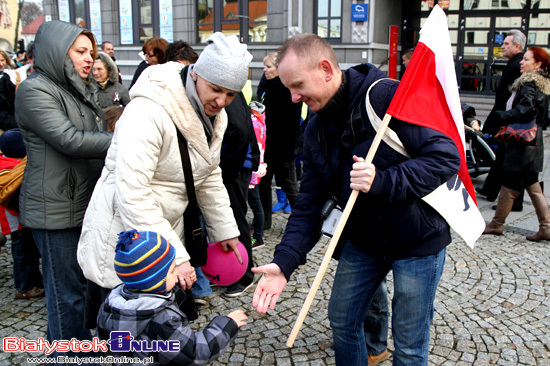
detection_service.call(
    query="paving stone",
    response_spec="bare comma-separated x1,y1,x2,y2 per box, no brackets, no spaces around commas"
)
2,135,550,365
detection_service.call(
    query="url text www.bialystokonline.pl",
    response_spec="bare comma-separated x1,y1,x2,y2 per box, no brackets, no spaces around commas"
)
27,355,154,365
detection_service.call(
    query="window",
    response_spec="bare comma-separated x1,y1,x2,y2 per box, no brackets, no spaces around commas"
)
73,0,87,27
59,0,89,27
315,0,342,42
139,0,154,43
197,0,267,43
118,0,161,46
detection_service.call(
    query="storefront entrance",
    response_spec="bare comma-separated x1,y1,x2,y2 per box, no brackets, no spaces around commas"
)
402,0,550,95
457,12,525,95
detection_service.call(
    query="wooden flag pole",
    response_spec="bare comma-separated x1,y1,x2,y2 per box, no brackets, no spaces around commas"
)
286,113,393,348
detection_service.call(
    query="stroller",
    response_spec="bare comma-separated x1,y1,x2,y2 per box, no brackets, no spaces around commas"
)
462,104,496,178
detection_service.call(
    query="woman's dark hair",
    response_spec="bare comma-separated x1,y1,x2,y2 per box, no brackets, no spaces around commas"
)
164,40,198,64
103,106,124,132
528,46,550,71
26,41,35,59
142,37,169,64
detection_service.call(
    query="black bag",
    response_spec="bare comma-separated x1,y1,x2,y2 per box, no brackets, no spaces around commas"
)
494,118,538,146
176,129,208,268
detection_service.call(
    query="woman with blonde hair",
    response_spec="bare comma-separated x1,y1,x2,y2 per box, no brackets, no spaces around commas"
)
0,49,15,70
257,51,302,227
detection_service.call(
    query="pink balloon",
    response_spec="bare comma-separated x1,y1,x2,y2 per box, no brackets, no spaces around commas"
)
201,241,249,286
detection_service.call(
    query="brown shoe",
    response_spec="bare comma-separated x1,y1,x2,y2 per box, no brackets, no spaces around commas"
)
15,287,45,300
526,226,550,241
482,221,503,235
368,349,390,365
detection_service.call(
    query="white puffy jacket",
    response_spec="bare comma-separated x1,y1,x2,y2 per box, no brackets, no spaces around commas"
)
78,62,240,289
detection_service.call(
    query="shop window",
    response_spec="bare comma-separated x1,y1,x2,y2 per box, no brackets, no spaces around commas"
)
197,0,267,43
139,0,155,44
315,0,342,42
58,0,89,28
118,0,163,46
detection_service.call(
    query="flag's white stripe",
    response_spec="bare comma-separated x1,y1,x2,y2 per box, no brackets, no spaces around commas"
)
366,82,483,249
418,5,466,151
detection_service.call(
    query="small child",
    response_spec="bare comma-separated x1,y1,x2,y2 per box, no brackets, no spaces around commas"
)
248,101,267,249
97,230,248,365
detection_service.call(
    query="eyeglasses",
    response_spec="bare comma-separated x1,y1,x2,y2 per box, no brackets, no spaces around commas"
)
145,53,156,58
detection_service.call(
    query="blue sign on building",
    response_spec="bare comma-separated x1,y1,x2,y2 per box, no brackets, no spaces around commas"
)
495,34,505,44
351,3,368,21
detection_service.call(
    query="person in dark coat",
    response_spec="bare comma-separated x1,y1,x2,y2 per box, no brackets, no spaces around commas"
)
251,34,460,365
0,129,44,300
0,71,17,131
220,91,260,297
478,30,526,207
483,47,550,241
93,51,130,108
257,52,302,228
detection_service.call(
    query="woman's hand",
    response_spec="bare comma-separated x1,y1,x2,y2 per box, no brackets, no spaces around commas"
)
220,237,243,264
175,261,196,290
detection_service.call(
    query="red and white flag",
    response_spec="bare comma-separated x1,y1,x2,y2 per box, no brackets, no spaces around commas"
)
386,5,485,248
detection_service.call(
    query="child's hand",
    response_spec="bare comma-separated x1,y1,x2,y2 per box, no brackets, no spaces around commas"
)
257,163,267,177
227,310,248,327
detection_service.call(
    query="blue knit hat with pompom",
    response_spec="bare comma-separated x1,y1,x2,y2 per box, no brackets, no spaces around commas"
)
114,230,176,293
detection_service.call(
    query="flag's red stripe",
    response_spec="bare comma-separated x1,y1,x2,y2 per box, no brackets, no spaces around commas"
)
386,42,477,205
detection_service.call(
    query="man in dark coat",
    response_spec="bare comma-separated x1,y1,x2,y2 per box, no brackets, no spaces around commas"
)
0,72,17,131
251,34,460,365
478,29,526,207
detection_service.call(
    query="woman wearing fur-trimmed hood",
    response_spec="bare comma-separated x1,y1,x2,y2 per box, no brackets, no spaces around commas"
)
93,51,130,108
483,46,550,241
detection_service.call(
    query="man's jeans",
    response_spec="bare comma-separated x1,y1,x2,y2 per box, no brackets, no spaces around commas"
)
192,267,212,298
247,184,264,242
364,279,389,357
328,242,445,366
32,228,94,363
11,227,43,293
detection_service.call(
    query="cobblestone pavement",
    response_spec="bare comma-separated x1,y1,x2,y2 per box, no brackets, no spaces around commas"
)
2,142,550,365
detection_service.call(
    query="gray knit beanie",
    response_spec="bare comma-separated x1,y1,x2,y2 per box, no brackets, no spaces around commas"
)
193,32,252,92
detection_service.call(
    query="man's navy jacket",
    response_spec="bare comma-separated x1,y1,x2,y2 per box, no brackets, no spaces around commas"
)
272,63,461,280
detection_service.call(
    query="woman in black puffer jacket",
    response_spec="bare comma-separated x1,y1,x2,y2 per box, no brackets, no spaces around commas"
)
483,46,550,241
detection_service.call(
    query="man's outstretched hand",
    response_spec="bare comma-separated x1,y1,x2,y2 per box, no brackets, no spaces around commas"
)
251,263,287,313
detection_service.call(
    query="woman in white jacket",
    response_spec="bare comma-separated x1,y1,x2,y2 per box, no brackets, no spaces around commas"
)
78,33,252,325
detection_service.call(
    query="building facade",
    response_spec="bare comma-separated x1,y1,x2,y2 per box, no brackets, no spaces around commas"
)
0,0,21,52
40,0,549,96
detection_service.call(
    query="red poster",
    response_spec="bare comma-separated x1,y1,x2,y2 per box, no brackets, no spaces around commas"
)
388,25,399,79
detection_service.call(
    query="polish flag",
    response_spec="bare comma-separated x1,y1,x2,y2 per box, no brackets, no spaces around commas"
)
386,5,485,248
